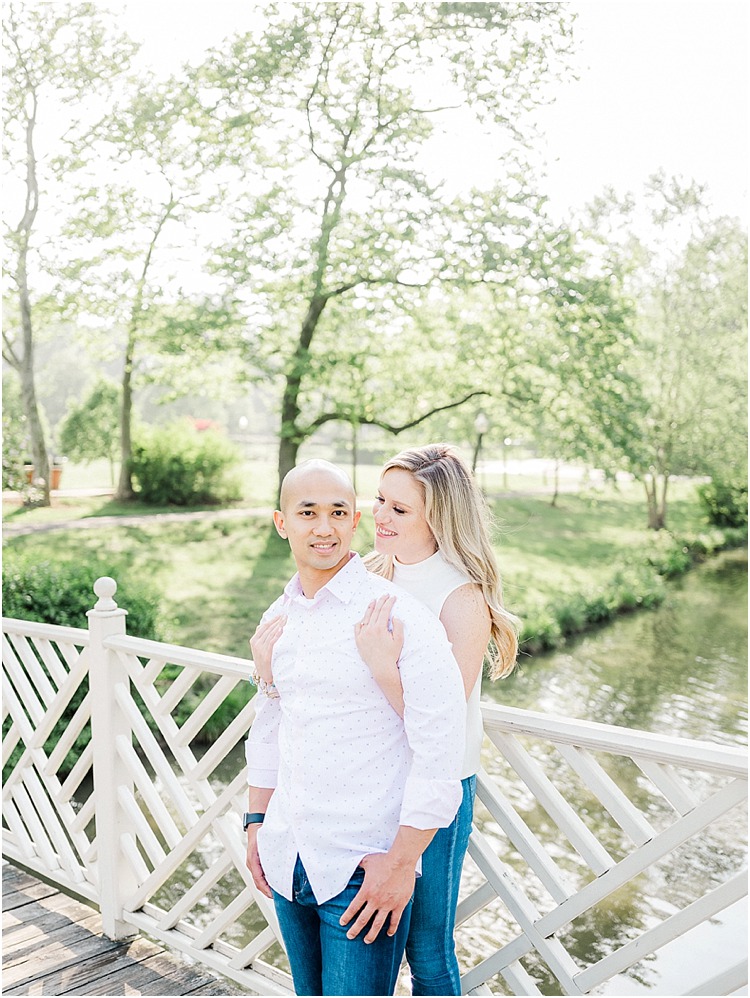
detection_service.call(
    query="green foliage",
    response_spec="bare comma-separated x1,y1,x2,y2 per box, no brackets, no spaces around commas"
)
130,421,243,506
2,374,29,492
59,378,120,467
518,515,747,656
697,478,748,528
519,566,667,656
2,555,163,638
585,178,748,529
2,554,164,780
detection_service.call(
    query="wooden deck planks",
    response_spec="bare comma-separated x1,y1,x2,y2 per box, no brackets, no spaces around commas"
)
2,865,247,996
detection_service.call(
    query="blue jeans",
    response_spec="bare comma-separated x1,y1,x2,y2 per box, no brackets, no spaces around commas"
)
406,775,476,996
273,856,412,996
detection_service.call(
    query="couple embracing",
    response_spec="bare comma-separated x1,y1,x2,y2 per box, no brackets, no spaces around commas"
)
244,444,519,996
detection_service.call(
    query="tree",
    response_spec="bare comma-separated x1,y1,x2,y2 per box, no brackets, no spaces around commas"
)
59,70,231,501
586,175,748,529
2,2,136,505
59,379,121,485
195,2,575,496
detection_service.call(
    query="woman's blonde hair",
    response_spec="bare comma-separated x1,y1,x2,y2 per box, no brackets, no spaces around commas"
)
365,443,520,679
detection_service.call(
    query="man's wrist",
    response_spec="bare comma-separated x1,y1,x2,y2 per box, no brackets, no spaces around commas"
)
243,811,266,830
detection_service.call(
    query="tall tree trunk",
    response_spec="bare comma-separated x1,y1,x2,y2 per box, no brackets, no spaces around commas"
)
644,474,667,530
13,84,50,505
351,420,358,495
550,458,560,507
276,296,327,500
114,203,175,502
115,329,136,500
277,434,300,504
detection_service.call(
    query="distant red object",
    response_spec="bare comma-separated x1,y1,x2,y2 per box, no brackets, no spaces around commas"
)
24,465,63,489
192,418,221,432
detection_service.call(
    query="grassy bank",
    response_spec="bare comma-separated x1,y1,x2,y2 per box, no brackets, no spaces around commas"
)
3,474,745,659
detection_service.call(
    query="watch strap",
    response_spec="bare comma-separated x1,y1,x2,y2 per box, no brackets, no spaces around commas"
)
243,811,266,829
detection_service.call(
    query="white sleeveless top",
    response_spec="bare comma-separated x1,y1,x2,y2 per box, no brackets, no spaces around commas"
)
392,551,483,779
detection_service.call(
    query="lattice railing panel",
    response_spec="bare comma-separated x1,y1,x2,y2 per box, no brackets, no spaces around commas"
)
2,603,746,998
2,621,97,901
102,635,293,995
454,705,747,996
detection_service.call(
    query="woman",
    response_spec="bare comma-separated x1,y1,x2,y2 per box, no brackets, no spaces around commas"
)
251,443,519,996
353,443,519,996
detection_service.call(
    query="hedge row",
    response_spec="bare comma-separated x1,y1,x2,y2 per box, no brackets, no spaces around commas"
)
518,525,748,656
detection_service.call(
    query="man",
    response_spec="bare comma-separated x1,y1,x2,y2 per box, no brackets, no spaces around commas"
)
244,460,465,996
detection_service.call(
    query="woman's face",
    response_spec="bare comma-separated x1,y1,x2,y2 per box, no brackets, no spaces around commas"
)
372,468,437,565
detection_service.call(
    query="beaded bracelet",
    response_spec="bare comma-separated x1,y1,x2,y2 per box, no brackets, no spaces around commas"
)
252,671,280,699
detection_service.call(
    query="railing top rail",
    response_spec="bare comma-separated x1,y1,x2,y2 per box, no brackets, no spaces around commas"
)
103,633,254,681
481,702,748,776
2,617,89,645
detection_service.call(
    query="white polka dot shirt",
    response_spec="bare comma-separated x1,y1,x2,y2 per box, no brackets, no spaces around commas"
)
245,553,465,904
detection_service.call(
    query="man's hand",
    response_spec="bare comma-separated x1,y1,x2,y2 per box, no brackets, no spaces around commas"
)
246,827,272,898
339,851,415,944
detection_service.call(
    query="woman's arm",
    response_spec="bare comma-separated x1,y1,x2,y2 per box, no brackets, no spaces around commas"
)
439,583,491,699
355,595,406,716
249,614,286,684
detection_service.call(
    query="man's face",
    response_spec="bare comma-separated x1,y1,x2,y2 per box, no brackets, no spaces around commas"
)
274,468,361,584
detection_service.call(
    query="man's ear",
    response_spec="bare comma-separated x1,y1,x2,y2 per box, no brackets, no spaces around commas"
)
273,509,287,538
352,509,361,530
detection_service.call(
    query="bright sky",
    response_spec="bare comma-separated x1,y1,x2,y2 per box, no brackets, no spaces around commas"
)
114,0,748,224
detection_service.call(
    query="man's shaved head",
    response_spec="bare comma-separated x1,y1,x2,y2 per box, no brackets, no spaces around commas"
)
278,460,356,513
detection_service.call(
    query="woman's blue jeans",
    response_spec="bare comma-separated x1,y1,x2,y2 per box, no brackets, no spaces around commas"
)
273,856,412,996
405,774,476,996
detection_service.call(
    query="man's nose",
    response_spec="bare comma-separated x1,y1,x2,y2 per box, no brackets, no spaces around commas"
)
313,516,334,534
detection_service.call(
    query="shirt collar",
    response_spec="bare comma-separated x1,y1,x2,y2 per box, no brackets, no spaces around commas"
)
283,551,366,604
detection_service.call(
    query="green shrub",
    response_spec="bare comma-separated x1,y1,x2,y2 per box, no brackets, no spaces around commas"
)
130,421,243,506
553,593,589,636
697,478,748,528
607,565,666,611
640,533,693,578
2,556,163,639
519,604,563,655
2,557,164,781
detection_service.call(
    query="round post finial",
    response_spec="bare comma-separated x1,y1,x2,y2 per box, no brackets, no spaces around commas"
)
93,577,118,612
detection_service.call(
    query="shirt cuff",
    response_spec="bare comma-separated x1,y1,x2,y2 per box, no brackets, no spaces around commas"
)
246,766,278,789
399,776,462,829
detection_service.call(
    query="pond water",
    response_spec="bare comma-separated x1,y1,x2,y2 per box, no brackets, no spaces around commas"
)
154,548,748,995
469,546,748,996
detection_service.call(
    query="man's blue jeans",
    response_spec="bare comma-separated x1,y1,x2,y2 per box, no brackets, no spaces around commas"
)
273,856,412,996
405,775,476,996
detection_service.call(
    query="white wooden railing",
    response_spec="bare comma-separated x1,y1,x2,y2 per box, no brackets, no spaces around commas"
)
2,577,747,996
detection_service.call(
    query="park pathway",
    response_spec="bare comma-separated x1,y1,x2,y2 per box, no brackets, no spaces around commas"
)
2,503,274,539
2,863,247,996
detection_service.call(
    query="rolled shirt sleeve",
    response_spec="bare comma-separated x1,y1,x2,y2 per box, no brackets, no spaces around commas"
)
397,605,466,829
245,692,281,788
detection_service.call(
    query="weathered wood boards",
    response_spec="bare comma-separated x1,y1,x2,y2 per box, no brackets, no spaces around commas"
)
2,865,245,996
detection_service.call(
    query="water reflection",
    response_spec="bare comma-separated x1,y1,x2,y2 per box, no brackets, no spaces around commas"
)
490,549,747,747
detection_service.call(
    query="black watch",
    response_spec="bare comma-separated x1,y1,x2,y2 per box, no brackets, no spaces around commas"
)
243,811,266,830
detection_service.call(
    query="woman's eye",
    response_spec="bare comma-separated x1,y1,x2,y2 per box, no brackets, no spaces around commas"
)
374,495,384,504
394,507,406,515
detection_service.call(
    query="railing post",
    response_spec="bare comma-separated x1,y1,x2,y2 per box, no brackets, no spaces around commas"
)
87,576,137,939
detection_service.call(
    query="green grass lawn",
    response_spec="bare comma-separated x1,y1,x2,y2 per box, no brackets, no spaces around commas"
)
3,466,719,659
